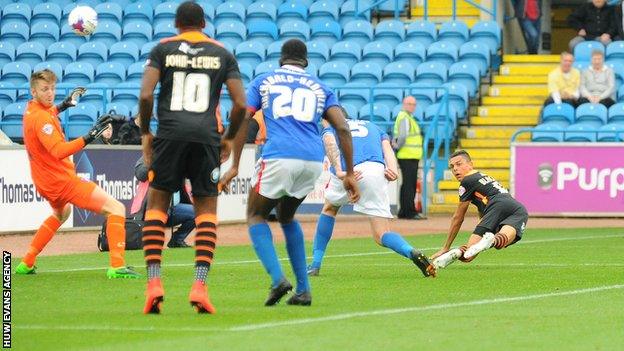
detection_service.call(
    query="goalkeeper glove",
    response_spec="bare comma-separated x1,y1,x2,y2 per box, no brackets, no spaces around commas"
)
83,115,114,144
56,87,87,112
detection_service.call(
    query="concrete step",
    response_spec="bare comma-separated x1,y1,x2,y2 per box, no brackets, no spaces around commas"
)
482,96,546,105
460,138,511,148
503,54,560,63
471,116,539,126
407,16,479,27
463,148,511,159
477,105,541,117
432,192,460,205
472,159,510,168
441,168,510,181
411,7,480,16
460,126,531,140
492,75,549,84
488,86,549,97
499,64,557,76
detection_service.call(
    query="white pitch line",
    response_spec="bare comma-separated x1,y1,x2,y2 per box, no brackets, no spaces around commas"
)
36,233,622,273
333,262,624,267
17,284,624,333
229,284,624,331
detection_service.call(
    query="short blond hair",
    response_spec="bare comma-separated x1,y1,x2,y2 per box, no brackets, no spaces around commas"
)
30,69,57,88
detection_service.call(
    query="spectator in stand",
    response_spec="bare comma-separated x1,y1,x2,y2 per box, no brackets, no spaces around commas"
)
544,52,581,107
567,0,614,51
118,115,142,145
579,50,615,107
514,0,542,54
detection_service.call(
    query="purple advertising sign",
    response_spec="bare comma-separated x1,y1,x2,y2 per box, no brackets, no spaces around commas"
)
512,143,624,216
73,148,142,227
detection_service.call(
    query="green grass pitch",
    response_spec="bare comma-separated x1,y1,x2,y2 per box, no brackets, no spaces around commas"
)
11,227,624,350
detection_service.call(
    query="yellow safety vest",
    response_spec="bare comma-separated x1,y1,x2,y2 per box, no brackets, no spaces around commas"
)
393,111,423,159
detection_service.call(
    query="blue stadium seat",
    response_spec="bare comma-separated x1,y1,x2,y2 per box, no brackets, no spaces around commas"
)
1,62,31,86
61,3,78,25
95,62,126,86
234,0,254,7
350,62,381,85
459,41,491,77
123,2,153,27
126,61,145,83
361,41,393,68
81,83,113,113
153,22,177,41
531,123,563,142
469,20,501,54
415,61,447,87
280,20,310,41
140,41,158,61
77,42,108,68
30,21,61,48
406,83,436,110
1,3,31,27
63,62,94,85
247,20,278,46
382,62,415,85
55,82,74,105
574,41,604,65
374,19,405,47
32,3,62,27
342,103,359,119
255,61,279,76
216,21,247,48
330,41,361,66
306,40,330,68
245,2,276,26
340,0,372,26
306,62,318,76
90,22,122,47
1,23,30,47
359,103,391,124
34,62,63,82
238,62,253,85
202,21,216,38
46,41,76,69
266,40,285,61
542,103,575,126
438,21,469,48
405,20,437,47
338,82,370,110
105,102,131,117
424,103,457,129
426,41,458,68
111,82,140,108
565,123,597,142
608,62,624,87
198,2,216,21
60,23,87,49
122,22,153,47
235,41,266,67
393,40,426,67
439,83,468,118
12,0,39,10
15,42,45,68
373,82,404,110
14,82,30,103
310,19,342,46
95,2,123,27
66,104,99,139
574,61,589,71
200,0,225,8
448,62,479,98
74,0,99,8
606,41,624,68
0,102,26,139
608,102,624,123
392,103,424,122
575,102,607,127
277,2,307,26
319,61,350,86
342,20,373,48
309,1,339,23
597,123,624,141
215,2,246,27
377,0,406,11
257,0,284,7
0,82,16,110
0,42,14,67
154,2,179,27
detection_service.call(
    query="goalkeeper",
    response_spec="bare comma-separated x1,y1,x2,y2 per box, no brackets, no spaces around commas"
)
15,69,140,279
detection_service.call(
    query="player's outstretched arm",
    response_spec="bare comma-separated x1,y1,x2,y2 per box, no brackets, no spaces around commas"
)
138,66,159,167
324,106,360,202
381,139,398,181
431,201,470,259
55,87,86,113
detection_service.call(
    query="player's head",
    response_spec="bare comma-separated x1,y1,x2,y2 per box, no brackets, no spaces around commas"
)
402,96,417,114
175,1,205,31
279,39,308,68
30,69,57,108
449,150,473,181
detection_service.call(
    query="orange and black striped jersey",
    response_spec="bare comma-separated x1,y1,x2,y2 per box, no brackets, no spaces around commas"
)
147,31,240,145
458,171,516,215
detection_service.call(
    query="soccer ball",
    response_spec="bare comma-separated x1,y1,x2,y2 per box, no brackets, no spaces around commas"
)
68,6,98,36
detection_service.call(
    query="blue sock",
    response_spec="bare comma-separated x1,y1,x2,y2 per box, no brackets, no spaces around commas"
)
282,220,310,294
311,213,336,269
249,223,284,288
380,232,414,259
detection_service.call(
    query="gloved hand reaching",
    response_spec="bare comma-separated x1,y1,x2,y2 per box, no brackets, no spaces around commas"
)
83,115,114,144
56,87,87,112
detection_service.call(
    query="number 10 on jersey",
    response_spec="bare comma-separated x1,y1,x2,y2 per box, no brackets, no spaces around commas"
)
170,71,211,113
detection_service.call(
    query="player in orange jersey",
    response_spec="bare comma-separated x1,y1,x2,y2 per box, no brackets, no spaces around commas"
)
15,69,140,279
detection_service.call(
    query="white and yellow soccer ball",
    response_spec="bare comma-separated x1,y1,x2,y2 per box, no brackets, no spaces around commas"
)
68,6,98,36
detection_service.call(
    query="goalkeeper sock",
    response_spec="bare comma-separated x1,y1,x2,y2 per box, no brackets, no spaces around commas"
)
311,213,335,269
249,222,284,288
23,216,61,267
282,220,310,294
106,214,126,268
143,209,168,280
194,213,217,283
380,232,414,259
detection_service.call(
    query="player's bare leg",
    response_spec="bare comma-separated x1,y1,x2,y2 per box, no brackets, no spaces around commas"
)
188,196,218,314
276,196,312,305
308,201,340,276
142,188,171,314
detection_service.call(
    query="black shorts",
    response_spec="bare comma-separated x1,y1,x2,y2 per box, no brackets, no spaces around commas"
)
474,198,528,245
150,137,220,197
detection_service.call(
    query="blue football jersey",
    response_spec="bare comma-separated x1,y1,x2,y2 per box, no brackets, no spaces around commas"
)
246,65,340,162
323,119,389,172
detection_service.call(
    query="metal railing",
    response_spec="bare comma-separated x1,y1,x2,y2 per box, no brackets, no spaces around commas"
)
355,0,406,19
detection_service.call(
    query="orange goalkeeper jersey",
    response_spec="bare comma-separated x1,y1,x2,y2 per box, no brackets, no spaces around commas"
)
22,100,86,200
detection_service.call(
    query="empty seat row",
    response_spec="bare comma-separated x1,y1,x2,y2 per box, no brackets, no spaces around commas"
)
542,102,624,127
532,122,624,142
